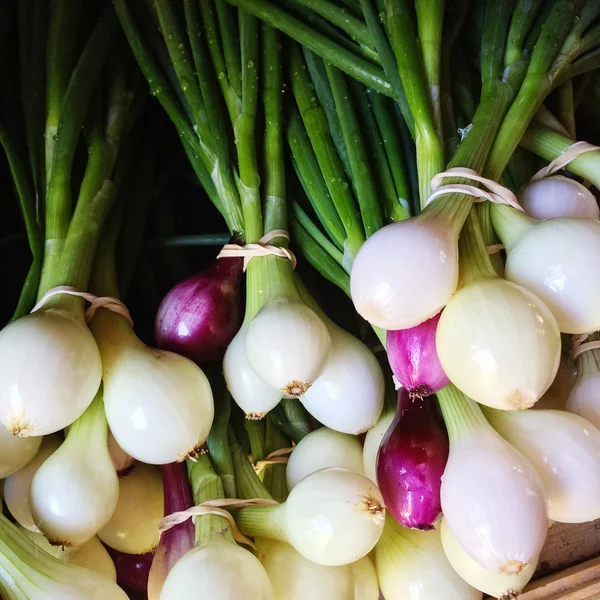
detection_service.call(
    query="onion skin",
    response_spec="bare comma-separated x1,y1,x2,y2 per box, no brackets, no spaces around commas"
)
155,257,243,364
376,390,448,530
106,547,153,594
386,312,449,397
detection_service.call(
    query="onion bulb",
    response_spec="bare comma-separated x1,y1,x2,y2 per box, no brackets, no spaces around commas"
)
485,407,600,523
518,176,599,220
437,277,560,409
0,307,101,436
236,468,385,566
286,427,364,490
441,519,536,599
348,556,379,600
107,428,135,475
4,434,62,531
89,309,214,464
30,391,119,546
363,411,394,483
98,462,164,554
0,424,41,479
375,516,482,600
567,338,600,429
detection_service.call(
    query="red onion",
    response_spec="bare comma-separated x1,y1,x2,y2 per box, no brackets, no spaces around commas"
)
376,389,449,530
155,257,243,364
147,462,195,600
386,312,449,398
105,546,153,593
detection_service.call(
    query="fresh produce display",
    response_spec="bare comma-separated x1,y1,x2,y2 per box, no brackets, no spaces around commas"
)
3,0,600,598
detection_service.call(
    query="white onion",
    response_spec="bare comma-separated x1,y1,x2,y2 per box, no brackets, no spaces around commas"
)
245,299,331,397
224,324,282,418
0,308,101,436
98,461,164,554
90,309,214,464
440,518,536,598
375,517,482,600
348,556,379,600
362,411,394,483
21,529,117,582
286,427,364,490
519,176,599,220
4,434,62,531
486,407,600,523
107,428,135,475
160,538,273,600
237,468,385,566
437,278,561,409
0,424,41,478
567,344,600,429
350,217,459,330
299,323,384,434
30,392,119,546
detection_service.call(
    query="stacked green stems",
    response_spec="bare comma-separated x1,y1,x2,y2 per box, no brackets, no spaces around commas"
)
555,80,576,138
246,419,267,464
230,436,274,500
262,418,290,503
268,399,311,444
436,384,488,445
206,392,237,499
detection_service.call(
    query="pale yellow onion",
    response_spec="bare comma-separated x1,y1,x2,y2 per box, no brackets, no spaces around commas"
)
441,519,536,599
437,278,560,409
348,556,379,600
0,423,41,478
362,411,394,483
4,434,62,531
107,428,135,475
98,461,163,554
90,309,214,464
0,308,101,436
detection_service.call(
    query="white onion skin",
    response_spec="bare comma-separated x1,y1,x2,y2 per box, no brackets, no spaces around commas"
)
299,323,384,434
224,324,282,418
0,308,102,436
350,217,459,330
98,462,164,554
568,372,600,430
348,557,379,600
245,299,331,397
375,518,482,600
519,176,599,220
362,411,394,483
90,310,214,464
160,539,273,600
437,278,561,409
4,435,62,532
287,427,364,490
441,428,548,573
440,519,536,598
487,408,600,523
0,425,41,479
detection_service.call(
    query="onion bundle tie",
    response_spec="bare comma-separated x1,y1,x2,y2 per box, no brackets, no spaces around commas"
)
217,230,297,271
253,447,294,476
530,141,600,184
570,333,600,360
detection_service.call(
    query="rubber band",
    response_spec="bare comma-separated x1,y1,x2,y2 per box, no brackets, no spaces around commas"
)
217,230,297,271
530,141,600,183
570,333,600,361
426,167,524,212
487,244,505,255
253,447,294,476
158,498,279,549
31,285,133,327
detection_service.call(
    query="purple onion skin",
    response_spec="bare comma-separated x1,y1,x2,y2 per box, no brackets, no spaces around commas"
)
386,312,449,398
155,257,243,364
105,547,153,594
376,389,449,530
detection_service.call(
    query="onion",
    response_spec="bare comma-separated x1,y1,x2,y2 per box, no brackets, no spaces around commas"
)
0,307,101,436
155,257,243,364
518,176,599,220
440,519,536,599
485,407,600,523
107,428,135,475
438,385,548,574
90,309,214,464
492,206,600,333
567,338,600,428
4,434,62,532
98,462,164,554
386,312,449,397
106,547,153,594
245,298,331,397
375,516,482,600
437,277,560,409
350,216,459,330
30,391,119,546
0,423,41,478
376,390,448,530
236,468,385,566
348,556,379,600
286,427,364,490
362,411,394,483
299,321,384,434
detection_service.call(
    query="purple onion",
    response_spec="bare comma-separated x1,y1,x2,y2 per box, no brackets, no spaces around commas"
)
155,257,243,364
147,462,195,600
376,389,449,530
386,312,449,398
105,547,153,593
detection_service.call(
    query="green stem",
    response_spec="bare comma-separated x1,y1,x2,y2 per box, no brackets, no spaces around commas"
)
436,384,489,445
457,210,498,286
490,204,535,251
146,234,231,248
215,0,243,100
268,403,311,444
262,418,290,502
555,80,576,138
230,436,273,500
245,419,267,463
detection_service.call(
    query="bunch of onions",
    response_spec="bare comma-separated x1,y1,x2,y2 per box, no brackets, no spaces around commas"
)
438,384,548,574
362,411,394,483
484,407,600,523
567,334,600,428
375,516,482,600
376,389,448,529
155,257,244,364
0,423,42,479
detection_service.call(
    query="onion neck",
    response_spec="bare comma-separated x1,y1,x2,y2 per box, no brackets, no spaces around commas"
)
234,504,284,543
457,209,498,286
436,384,489,445
67,389,108,447
490,204,535,251
576,333,600,380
